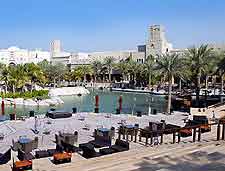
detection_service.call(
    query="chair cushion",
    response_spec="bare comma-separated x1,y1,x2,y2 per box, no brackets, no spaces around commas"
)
35,150,49,158
115,139,129,149
99,148,115,155
111,145,128,152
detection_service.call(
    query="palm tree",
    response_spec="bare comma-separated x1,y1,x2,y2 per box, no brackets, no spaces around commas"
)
0,64,9,93
45,63,66,87
186,44,213,106
215,50,225,101
156,53,185,113
144,55,156,89
104,57,114,83
127,59,140,86
91,60,103,82
64,70,73,84
114,61,129,81
8,65,29,93
24,63,45,91
72,67,83,82
80,65,93,82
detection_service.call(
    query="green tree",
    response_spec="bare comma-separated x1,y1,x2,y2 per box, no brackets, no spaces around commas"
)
24,63,46,91
215,50,225,101
127,59,140,84
45,63,66,87
72,67,83,82
156,53,185,113
0,64,9,93
186,44,213,106
114,61,129,81
91,60,103,82
64,70,73,84
80,65,93,81
8,65,29,93
144,55,156,88
104,57,114,83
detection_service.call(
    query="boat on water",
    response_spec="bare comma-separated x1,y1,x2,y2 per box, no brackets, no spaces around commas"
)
191,88,225,97
110,87,178,96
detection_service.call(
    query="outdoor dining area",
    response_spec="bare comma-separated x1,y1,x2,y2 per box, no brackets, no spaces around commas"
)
78,126,129,158
1,112,225,171
117,115,215,146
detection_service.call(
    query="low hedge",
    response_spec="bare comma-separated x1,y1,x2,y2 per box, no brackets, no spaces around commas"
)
0,90,49,99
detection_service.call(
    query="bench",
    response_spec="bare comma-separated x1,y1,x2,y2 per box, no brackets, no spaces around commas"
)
111,139,129,152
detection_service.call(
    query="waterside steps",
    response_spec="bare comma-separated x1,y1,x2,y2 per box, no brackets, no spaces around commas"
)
1,137,225,171
61,140,225,171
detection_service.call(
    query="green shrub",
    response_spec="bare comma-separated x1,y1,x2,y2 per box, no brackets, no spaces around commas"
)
0,90,49,99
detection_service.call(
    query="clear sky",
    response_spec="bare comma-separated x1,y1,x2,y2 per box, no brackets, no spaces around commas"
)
0,0,224,52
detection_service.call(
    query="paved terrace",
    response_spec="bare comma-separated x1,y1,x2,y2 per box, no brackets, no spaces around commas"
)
0,109,224,171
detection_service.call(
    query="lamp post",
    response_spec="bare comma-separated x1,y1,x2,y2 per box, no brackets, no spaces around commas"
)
132,96,136,116
95,95,99,113
119,95,122,113
1,97,4,115
146,95,151,116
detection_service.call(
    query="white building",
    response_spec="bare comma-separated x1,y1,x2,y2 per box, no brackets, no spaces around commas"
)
51,52,71,65
50,40,61,57
89,50,133,62
28,49,51,64
0,46,50,65
146,25,173,57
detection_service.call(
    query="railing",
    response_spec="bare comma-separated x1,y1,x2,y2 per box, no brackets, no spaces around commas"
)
118,119,225,146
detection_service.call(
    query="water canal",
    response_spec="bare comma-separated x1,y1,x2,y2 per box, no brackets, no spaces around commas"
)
2,89,167,117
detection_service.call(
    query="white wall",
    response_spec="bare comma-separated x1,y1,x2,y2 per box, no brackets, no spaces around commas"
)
0,47,51,65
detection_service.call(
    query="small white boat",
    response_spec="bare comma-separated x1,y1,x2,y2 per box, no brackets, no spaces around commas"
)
111,87,178,96
192,89,225,96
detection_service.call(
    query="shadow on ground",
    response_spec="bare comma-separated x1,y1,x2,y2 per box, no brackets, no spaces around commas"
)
131,146,225,171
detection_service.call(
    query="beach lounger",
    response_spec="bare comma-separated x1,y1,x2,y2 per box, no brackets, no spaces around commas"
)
79,143,100,159
111,139,129,152
0,148,11,165
99,148,116,155
35,150,50,159
53,152,72,164
12,160,32,171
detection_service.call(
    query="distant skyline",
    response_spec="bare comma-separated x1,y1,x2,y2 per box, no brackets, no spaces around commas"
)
0,0,225,52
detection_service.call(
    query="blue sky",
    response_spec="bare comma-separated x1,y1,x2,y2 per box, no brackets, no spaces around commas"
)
0,0,225,52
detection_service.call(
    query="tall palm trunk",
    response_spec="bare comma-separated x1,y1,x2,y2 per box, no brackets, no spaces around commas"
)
84,74,87,82
5,83,8,94
196,74,201,107
12,85,15,95
167,76,172,114
205,75,208,90
179,78,182,92
31,81,33,92
102,74,105,83
53,78,56,88
134,73,137,86
221,74,224,102
108,68,111,83
94,75,97,83
148,72,151,89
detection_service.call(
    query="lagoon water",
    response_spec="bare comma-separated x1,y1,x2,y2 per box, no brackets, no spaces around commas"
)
3,89,167,117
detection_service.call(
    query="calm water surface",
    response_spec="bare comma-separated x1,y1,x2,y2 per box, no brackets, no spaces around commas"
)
3,89,167,117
